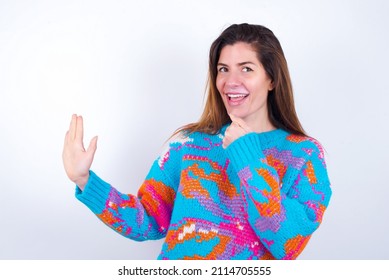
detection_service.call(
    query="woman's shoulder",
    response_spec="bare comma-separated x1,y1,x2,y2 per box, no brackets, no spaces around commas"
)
156,129,221,168
282,132,326,161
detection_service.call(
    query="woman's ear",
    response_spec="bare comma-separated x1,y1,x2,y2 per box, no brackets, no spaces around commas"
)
268,81,274,91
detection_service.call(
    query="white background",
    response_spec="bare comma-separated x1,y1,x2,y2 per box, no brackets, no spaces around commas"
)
0,0,388,259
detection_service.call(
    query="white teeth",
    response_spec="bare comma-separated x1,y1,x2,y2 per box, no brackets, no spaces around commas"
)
227,93,249,99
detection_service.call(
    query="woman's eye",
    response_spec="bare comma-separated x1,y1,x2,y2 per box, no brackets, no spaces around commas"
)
218,67,228,72
242,67,253,72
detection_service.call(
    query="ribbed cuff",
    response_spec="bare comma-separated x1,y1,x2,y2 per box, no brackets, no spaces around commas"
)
75,170,111,214
225,132,266,171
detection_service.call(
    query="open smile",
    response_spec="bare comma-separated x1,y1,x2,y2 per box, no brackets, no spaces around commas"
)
226,93,249,100
225,92,249,106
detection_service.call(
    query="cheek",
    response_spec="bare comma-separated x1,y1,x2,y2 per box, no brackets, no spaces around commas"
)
251,80,270,95
216,77,224,93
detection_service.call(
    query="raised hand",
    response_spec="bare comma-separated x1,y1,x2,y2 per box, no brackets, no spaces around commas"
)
62,114,98,190
222,114,252,149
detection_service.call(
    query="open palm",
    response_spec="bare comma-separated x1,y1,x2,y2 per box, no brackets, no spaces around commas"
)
62,114,98,190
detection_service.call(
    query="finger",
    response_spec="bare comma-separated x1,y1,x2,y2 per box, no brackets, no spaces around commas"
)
69,114,77,140
75,115,84,143
229,114,251,132
222,137,230,149
86,136,98,159
64,131,70,144
222,129,231,149
229,114,244,127
222,137,227,149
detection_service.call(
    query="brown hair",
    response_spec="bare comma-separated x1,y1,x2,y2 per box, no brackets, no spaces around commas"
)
176,23,306,136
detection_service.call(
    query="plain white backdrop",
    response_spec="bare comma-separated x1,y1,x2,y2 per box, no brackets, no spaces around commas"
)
0,0,388,259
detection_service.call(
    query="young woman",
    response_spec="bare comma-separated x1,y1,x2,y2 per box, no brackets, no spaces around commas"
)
63,23,331,260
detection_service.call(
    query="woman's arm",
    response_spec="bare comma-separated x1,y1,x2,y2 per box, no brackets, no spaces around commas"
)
75,166,176,241
224,118,331,259
62,114,178,241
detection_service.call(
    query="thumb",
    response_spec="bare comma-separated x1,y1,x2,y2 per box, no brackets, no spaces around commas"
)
86,136,98,158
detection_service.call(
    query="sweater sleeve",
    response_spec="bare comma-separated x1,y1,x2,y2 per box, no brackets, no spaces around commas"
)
75,139,181,241
225,132,331,259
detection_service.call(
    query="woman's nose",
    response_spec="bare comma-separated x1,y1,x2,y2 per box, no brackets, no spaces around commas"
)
225,71,241,87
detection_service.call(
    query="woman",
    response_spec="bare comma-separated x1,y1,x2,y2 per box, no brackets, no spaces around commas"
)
63,23,331,260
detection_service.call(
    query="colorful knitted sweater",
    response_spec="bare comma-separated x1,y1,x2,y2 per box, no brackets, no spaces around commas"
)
76,125,331,259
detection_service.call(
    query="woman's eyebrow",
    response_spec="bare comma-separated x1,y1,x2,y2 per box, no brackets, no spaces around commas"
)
237,61,257,66
217,61,257,67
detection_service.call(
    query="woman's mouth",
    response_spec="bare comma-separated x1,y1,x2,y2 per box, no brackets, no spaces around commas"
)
227,93,249,100
225,93,249,106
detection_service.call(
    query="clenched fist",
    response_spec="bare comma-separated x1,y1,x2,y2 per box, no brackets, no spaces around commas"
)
222,114,252,149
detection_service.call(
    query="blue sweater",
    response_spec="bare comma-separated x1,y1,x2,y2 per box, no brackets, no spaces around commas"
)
76,126,331,259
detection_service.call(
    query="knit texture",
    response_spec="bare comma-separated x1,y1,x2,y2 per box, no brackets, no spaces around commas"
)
76,125,331,259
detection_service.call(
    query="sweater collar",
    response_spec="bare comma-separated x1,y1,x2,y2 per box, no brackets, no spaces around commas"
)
220,123,289,145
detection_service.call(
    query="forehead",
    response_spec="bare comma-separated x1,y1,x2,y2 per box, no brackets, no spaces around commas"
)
218,42,259,63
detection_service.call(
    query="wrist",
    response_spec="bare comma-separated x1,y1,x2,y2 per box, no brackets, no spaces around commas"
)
75,173,90,191
225,133,264,171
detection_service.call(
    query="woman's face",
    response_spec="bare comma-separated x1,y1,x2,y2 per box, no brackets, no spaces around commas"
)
216,42,273,129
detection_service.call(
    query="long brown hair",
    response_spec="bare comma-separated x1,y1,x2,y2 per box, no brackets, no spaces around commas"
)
176,23,306,136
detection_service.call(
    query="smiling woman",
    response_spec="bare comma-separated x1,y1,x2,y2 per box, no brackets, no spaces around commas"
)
216,42,275,133
180,24,305,137
63,23,332,260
